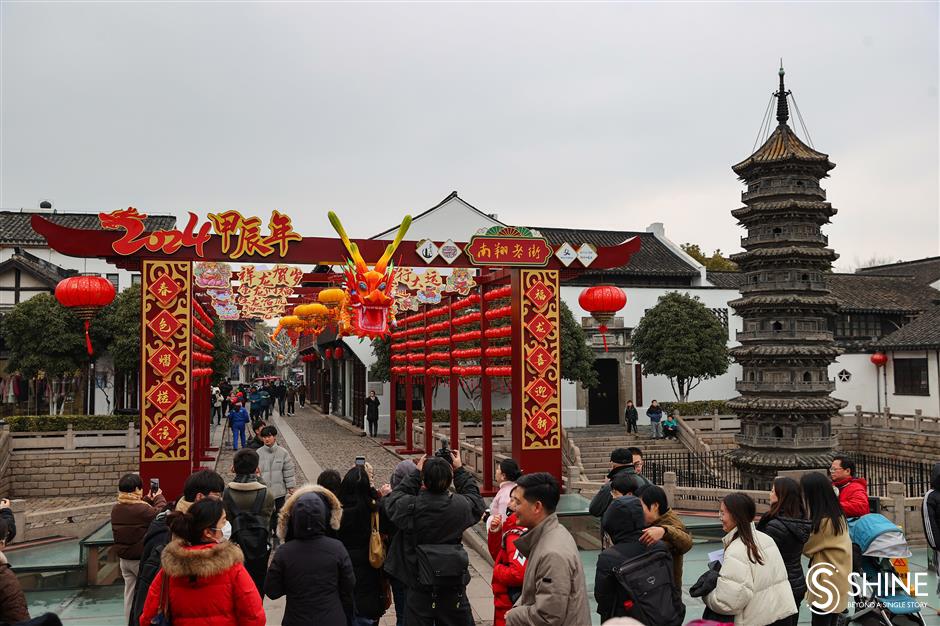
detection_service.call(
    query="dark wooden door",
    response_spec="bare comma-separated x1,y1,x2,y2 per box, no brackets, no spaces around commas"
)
588,359,620,425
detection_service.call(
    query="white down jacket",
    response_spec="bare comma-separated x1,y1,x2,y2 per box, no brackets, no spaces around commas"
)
705,523,798,626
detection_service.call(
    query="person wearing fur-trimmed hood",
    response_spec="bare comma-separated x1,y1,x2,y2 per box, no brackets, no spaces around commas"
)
266,484,355,626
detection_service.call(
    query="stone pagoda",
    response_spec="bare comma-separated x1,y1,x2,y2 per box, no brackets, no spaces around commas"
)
727,66,847,488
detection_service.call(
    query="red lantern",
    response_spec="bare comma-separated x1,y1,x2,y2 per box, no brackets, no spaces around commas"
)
324,349,333,360
334,346,344,359
55,275,116,355
870,352,888,367
578,285,627,352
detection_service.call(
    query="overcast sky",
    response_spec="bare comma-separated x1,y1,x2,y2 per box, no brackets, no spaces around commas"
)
2,2,937,270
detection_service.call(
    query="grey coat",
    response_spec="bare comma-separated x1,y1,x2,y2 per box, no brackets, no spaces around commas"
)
257,443,296,499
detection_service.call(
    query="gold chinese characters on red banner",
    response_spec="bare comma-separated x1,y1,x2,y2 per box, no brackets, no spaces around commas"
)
100,208,302,261
237,264,304,319
141,261,191,461
517,269,561,449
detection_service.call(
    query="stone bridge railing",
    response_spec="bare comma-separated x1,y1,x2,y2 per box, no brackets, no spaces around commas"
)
833,406,940,434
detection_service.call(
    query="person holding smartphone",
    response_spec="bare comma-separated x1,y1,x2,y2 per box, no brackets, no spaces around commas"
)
110,473,166,622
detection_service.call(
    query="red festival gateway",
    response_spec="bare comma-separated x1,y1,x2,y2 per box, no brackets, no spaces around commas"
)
33,209,640,499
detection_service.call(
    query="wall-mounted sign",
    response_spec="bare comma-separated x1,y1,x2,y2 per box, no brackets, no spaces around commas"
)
554,243,577,267
439,239,462,264
577,243,598,267
416,239,439,263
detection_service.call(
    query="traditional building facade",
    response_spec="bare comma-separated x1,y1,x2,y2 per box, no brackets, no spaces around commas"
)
725,68,847,486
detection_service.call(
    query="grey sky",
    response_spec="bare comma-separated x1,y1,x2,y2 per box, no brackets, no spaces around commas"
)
2,2,937,269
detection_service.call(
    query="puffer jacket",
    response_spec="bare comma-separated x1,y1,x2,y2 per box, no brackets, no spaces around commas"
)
139,539,264,626
922,462,940,550
756,514,811,605
257,443,296,499
266,488,355,626
833,476,870,518
0,550,30,624
704,524,797,626
490,513,527,626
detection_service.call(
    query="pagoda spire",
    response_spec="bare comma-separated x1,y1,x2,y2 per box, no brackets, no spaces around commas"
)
775,60,790,126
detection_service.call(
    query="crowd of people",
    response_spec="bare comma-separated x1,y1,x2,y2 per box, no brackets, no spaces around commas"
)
3,397,940,626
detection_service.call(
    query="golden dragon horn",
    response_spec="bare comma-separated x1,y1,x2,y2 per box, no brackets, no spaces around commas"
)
328,211,367,272
374,215,413,274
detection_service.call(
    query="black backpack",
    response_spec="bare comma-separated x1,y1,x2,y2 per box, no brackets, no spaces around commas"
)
613,548,685,626
223,488,270,558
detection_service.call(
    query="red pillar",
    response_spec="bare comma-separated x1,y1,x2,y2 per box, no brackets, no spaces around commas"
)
480,284,495,496
511,269,563,485
448,294,459,451
139,260,194,502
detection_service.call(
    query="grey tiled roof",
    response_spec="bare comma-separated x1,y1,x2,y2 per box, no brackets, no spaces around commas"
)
0,211,177,246
0,248,77,286
874,307,940,350
534,227,699,277
825,274,940,314
856,256,940,287
707,271,940,314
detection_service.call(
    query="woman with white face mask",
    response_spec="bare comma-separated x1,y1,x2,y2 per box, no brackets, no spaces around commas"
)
140,498,265,626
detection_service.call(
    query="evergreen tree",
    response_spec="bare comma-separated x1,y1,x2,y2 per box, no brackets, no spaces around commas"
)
631,292,729,401
1,293,88,379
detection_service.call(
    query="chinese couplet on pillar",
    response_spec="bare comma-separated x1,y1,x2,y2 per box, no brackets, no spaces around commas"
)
516,269,561,450
141,261,192,462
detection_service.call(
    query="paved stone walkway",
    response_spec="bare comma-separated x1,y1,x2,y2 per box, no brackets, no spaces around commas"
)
264,404,495,626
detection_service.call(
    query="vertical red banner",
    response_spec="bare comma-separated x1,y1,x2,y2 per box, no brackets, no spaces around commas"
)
511,269,562,483
140,260,193,500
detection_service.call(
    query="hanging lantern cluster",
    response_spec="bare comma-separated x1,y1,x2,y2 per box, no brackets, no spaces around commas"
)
301,353,320,363
578,285,627,352
55,275,117,356
245,356,259,365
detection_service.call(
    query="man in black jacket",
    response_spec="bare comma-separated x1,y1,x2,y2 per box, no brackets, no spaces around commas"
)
589,447,651,518
129,469,224,626
594,495,673,622
383,451,485,626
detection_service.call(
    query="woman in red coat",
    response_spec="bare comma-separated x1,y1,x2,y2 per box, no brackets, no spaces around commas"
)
140,498,265,626
488,501,528,626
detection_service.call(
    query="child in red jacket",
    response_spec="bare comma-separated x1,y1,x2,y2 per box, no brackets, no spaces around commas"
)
487,509,528,626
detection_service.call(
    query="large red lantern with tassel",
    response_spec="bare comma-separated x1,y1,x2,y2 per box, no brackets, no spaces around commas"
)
578,285,626,351
870,352,888,367
55,275,116,355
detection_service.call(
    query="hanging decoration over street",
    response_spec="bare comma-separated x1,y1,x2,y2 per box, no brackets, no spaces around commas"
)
237,264,304,319
99,208,303,261
444,268,477,296
55,274,117,355
416,269,444,305
328,211,412,338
